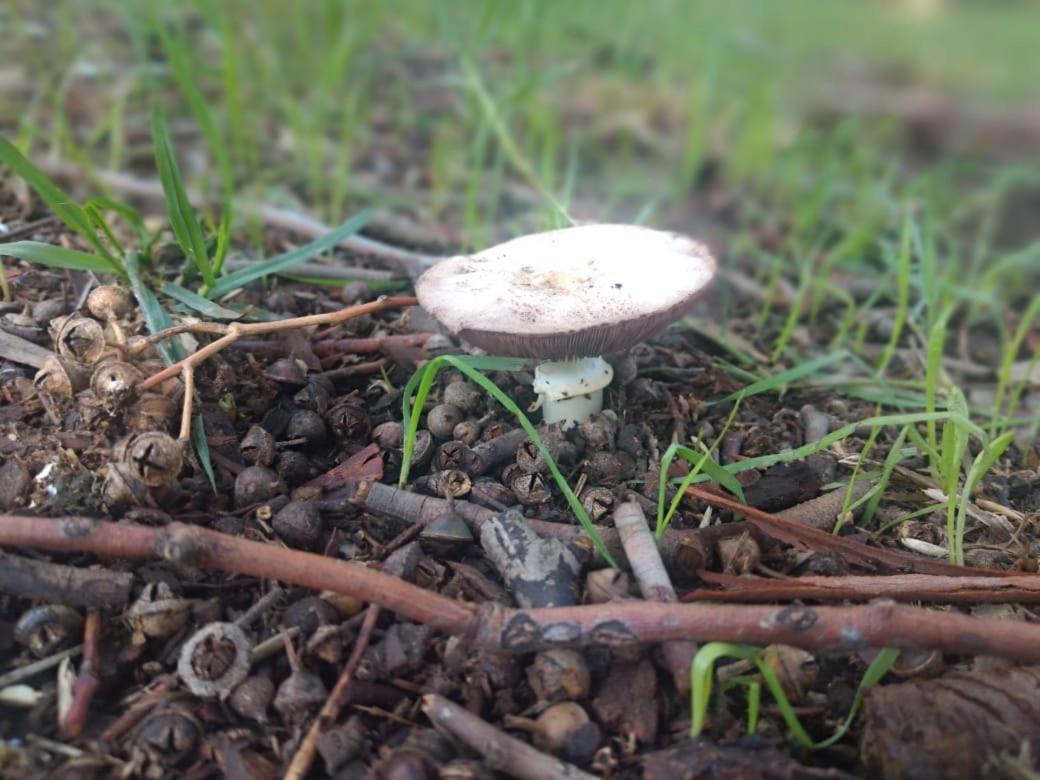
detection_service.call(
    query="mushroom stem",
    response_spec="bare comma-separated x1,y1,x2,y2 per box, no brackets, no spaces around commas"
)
532,356,613,429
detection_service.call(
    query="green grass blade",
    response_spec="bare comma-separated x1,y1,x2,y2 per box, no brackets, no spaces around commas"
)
711,350,849,405
207,210,371,298
875,215,913,376
125,251,186,365
155,22,234,197
161,281,243,320
0,135,115,262
0,241,119,274
192,413,217,492
151,106,215,287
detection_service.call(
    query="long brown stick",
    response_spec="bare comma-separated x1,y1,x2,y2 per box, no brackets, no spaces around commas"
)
686,572,1040,603
4,514,1040,662
685,486,1014,578
284,604,380,780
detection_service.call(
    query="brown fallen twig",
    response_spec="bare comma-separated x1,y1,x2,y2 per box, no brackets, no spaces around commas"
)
686,571,1040,604
136,296,417,392
0,551,133,609
311,332,433,358
422,693,596,780
61,610,100,738
284,604,381,780
685,485,1015,578
4,514,1040,662
613,500,697,694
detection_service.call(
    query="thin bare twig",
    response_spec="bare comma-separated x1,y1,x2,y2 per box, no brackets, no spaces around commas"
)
284,604,380,780
137,296,416,392
422,693,596,780
61,610,101,737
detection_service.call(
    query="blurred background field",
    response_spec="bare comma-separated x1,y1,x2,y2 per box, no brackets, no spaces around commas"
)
2,0,1039,408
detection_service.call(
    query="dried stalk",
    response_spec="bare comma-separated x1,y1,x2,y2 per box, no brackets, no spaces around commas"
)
685,485,1015,578
0,551,132,609
4,514,1040,662
285,604,380,780
422,694,595,780
61,610,100,738
613,500,696,694
137,296,417,392
687,571,1040,603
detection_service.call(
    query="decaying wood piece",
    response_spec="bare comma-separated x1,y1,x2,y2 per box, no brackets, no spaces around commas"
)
860,665,1040,780
686,572,1040,604
0,551,133,609
0,330,53,369
613,500,697,694
481,509,587,608
422,693,596,780
777,482,872,529
5,514,1040,662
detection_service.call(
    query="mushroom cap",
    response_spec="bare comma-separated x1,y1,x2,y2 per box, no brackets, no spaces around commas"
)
415,224,717,359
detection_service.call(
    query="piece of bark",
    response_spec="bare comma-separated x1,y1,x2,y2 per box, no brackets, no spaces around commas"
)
776,482,872,530
743,461,821,512
590,657,659,745
860,665,1040,780
686,572,1040,604
0,552,132,609
422,693,595,780
613,501,697,694
0,460,30,510
643,738,853,780
0,329,53,369
481,509,587,608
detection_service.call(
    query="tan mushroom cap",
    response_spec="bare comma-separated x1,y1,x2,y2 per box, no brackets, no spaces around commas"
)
415,224,717,360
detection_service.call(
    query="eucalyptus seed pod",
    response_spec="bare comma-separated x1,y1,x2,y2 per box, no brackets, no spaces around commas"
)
426,403,463,439
452,419,481,446
55,315,106,364
761,645,818,705
125,582,192,643
327,401,371,441
580,410,619,452
133,707,201,769
101,463,152,514
527,649,591,702
586,450,635,484
264,357,307,386
372,420,403,450
510,471,551,505
123,431,183,487
177,622,253,698
33,355,89,398
14,605,83,657
274,651,327,727
229,674,275,723
580,486,615,523
126,393,178,431
239,425,276,466
286,408,327,448
281,596,339,637
276,450,312,485
91,360,143,405
234,466,285,508
413,469,472,499
442,381,482,413
272,501,325,549
86,284,133,322
293,377,334,415
408,429,435,469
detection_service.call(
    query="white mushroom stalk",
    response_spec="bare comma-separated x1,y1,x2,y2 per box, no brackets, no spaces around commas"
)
416,224,717,428
532,357,613,429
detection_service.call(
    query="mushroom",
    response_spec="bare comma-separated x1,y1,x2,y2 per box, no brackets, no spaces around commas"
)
416,224,716,428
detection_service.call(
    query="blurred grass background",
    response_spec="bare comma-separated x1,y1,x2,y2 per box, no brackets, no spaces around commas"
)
2,0,1039,396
